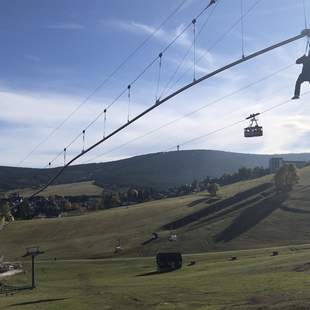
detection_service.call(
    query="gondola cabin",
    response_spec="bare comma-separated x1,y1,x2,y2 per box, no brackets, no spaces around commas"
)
244,113,263,138
244,125,263,137
156,252,182,271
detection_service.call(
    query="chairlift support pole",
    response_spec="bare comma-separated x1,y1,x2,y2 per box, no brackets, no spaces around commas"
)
29,29,310,198
22,247,44,289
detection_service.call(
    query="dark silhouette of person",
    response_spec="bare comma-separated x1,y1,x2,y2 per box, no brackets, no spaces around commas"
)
292,51,310,99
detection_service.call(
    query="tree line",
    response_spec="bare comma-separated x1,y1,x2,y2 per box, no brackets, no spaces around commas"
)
0,165,299,221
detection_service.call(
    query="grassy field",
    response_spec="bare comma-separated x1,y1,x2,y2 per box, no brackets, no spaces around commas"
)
2,245,310,309
1,167,310,262
0,174,275,260
1,169,310,308
6,181,103,197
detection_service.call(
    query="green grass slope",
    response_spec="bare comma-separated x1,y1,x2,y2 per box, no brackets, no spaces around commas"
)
2,166,310,261
2,246,310,309
6,181,103,198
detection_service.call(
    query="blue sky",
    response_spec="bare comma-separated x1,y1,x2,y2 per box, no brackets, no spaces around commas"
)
1,0,310,167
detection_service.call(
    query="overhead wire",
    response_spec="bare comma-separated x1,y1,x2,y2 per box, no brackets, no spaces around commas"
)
241,0,245,58
16,0,190,167
160,0,216,56
193,18,197,81
85,85,308,178
63,148,67,166
42,0,220,168
32,29,308,193
82,130,86,153
169,90,310,150
165,0,264,94
103,109,107,138
303,0,308,29
85,83,289,163
84,63,294,163
302,0,310,54
21,3,310,196
160,0,220,98
155,53,163,101
127,85,131,123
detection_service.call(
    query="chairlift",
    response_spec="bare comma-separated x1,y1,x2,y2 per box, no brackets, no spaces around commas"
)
168,232,178,242
244,113,263,138
114,239,123,253
152,232,159,240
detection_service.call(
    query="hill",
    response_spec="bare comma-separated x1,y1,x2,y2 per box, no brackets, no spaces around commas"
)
2,149,310,192
3,246,310,309
2,166,310,260
6,181,103,198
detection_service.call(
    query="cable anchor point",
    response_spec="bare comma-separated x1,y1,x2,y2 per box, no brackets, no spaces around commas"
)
302,29,310,37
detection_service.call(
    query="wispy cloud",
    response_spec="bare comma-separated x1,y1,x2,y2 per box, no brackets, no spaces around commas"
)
103,18,214,73
105,19,192,48
2,55,308,168
44,22,85,30
3,4,309,168
24,54,41,63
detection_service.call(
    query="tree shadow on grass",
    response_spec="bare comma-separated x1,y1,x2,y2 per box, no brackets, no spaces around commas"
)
215,193,288,243
188,195,264,232
136,269,178,277
8,298,69,307
163,183,273,230
187,198,208,208
280,206,310,214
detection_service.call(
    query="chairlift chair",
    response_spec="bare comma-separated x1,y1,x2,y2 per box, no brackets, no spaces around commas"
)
114,239,123,253
244,113,263,138
168,232,178,242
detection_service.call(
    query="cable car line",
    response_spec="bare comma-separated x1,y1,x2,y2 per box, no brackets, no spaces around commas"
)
84,84,289,164
160,30,309,108
103,109,107,138
171,119,246,150
168,90,310,150
84,63,294,164
302,0,310,55
82,130,86,153
44,131,84,168
63,148,67,166
160,0,220,99
193,18,197,81
86,87,309,180
155,53,163,102
244,113,262,138
40,1,218,169
164,0,264,96
241,0,245,58
15,0,190,168
27,30,309,197
303,0,308,29
160,0,217,56
127,85,131,123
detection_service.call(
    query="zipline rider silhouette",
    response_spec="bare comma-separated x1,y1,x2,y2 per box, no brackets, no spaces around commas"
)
292,49,310,99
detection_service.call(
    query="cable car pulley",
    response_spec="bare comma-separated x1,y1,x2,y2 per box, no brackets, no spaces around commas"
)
244,113,263,138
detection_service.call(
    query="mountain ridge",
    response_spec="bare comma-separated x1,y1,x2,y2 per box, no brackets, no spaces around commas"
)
2,149,310,191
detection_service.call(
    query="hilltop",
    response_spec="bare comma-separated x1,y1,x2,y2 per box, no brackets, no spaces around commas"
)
2,149,310,192
2,165,310,260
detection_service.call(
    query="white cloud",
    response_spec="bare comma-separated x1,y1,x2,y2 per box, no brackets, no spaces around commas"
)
24,54,41,63
45,23,85,30
2,71,310,169
103,18,214,67
2,21,310,168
